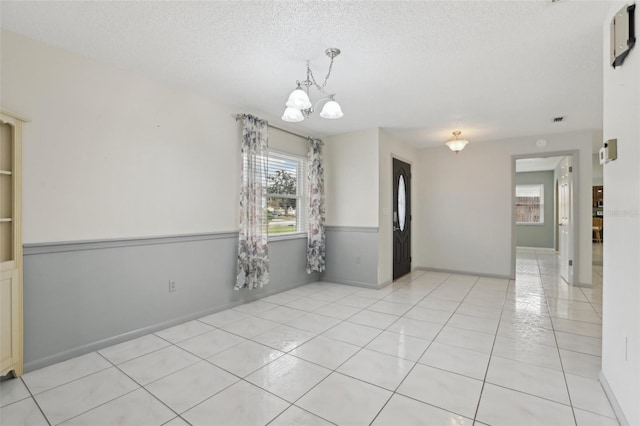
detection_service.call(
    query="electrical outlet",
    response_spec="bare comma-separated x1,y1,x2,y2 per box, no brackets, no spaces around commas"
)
169,280,176,292
355,256,361,264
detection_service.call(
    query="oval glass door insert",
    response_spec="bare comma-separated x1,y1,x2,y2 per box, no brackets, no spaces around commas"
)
398,174,406,231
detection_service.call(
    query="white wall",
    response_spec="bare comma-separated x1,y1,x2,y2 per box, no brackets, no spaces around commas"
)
593,153,604,186
416,143,512,277
416,130,594,283
324,128,379,227
269,127,309,158
1,30,239,243
378,129,418,284
323,127,419,284
601,2,640,424
323,128,418,286
1,30,313,244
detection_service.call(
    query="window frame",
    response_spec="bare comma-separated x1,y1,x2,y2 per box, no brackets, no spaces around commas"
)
265,149,307,240
515,184,545,225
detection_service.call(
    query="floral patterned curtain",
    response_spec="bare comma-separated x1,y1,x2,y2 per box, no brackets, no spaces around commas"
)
307,138,326,273
235,115,269,290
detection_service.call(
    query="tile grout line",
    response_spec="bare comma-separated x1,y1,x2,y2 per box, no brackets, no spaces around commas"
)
98,335,177,367
101,339,275,425
264,404,338,426
92,350,187,424
27,350,169,426
540,251,619,423
280,272,452,425
253,285,390,425
537,250,579,426
113,283,374,425
137,283,383,425
97,342,290,426
369,273,479,425
467,275,510,425
352,272,458,425
577,282,604,321
16,376,52,426
19,363,113,402
53,386,144,425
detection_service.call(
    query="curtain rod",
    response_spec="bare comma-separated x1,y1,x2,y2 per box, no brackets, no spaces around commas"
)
234,114,310,140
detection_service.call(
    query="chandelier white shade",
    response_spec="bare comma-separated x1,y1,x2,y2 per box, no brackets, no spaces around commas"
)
281,107,304,123
446,131,469,153
285,85,312,110
319,98,344,119
282,48,344,123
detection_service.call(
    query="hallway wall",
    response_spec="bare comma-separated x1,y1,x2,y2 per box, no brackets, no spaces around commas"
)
600,2,640,424
415,130,595,283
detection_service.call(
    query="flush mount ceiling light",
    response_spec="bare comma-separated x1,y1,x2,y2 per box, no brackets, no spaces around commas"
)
445,131,469,153
282,48,343,123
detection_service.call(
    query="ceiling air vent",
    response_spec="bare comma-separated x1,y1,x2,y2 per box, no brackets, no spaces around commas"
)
552,116,566,123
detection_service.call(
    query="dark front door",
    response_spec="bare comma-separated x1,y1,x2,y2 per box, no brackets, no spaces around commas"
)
393,158,411,280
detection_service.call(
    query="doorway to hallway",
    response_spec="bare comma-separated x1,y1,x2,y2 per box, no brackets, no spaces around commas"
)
592,181,604,267
513,153,577,285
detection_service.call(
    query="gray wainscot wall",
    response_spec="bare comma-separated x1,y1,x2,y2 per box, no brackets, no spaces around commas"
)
322,226,379,288
23,233,318,372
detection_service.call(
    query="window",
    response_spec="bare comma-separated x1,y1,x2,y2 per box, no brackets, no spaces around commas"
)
516,184,544,224
266,151,306,235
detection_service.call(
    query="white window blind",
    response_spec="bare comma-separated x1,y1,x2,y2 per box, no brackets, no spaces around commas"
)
516,184,544,224
266,151,307,235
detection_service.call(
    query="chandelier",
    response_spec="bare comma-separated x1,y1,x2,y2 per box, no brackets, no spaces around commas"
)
282,48,344,122
446,131,470,153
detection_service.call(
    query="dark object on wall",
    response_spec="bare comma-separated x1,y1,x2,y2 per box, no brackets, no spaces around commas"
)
611,3,636,68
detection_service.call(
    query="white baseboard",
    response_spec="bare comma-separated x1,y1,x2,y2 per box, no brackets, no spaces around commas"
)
599,371,630,426
516,246,556,252
415,266,512,280
319,278,380,289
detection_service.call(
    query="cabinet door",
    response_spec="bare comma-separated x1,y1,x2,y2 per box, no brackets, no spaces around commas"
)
0,265,19,375
0,113,23,377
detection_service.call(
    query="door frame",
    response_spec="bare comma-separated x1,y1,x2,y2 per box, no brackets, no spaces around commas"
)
511,150,580,284
555,178,560,252
390,154,413,281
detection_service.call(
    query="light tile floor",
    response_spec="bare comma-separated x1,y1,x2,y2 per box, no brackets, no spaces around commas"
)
593,242,603,266
0,248,617,425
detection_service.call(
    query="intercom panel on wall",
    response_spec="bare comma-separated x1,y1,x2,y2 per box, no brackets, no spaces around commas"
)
599,139,618,165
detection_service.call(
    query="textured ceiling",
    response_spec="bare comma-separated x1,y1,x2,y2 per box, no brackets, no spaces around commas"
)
0,0,612,148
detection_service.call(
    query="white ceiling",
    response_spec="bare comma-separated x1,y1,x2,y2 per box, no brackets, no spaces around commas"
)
0,0,613,148
516,156,565,173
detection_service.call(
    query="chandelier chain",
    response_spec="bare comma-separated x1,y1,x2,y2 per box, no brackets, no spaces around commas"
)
306,55,335,95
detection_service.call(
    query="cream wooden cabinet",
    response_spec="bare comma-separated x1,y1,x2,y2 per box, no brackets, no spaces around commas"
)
0,112,23,377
